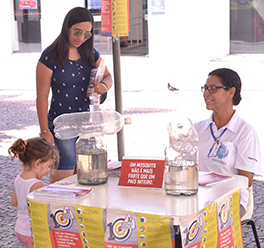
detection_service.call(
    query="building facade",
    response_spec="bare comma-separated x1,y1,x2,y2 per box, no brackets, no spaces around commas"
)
3,0,264,59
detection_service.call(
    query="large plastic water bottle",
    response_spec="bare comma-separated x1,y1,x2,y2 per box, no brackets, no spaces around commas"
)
53,110,125,139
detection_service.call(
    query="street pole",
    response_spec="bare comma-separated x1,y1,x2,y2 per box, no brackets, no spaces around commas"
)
112,36,125,161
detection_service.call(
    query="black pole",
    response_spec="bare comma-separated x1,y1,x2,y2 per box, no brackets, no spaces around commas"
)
112,36,125,161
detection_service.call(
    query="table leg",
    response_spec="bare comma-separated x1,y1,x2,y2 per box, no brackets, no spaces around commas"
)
175,225,182,248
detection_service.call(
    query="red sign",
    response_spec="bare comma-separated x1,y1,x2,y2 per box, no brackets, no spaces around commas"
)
101,0,112,36
19,0,38,10
118,156,165,188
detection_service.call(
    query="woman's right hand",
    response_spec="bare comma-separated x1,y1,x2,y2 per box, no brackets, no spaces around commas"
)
40,131,55,145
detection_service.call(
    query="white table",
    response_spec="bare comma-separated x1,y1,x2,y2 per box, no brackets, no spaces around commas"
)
28,172,248,225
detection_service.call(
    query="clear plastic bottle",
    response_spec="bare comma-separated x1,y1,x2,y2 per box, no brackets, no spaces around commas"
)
53,110,125,139
76,134,108,185
89,92,100,112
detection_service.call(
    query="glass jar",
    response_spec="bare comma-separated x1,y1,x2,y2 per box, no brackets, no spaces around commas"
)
164,146,198,196
76,134,108,185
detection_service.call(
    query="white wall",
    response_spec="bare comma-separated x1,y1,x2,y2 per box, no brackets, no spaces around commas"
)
147,0,230,90
203,0,230,59
10,0,19,52
148,0,229,61
40,0,85,51
1,1,13,57
3,0,230,61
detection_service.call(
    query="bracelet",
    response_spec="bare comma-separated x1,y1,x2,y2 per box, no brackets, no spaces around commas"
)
39,128,50,135
100,82,108,89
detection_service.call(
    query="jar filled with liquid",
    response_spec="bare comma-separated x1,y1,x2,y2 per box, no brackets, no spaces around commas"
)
165,146,198,196
76,134,108,185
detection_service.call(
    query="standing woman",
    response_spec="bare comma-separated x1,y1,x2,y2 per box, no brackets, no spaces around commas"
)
36,7,113,183
194,68,262,217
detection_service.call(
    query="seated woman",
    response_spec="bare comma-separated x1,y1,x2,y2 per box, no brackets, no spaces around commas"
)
194,68,262,217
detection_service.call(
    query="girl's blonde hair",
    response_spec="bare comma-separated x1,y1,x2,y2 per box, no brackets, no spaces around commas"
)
8,137,59,170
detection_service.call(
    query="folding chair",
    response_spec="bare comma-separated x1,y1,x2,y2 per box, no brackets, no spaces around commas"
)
241,185,261,248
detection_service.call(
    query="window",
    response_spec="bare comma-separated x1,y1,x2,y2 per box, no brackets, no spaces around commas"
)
230,0,264,53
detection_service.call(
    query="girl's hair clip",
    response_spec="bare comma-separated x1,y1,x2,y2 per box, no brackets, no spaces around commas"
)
24,140,28,146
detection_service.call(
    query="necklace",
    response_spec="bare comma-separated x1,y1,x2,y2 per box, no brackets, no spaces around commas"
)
207,123,229,159
209,123,227,144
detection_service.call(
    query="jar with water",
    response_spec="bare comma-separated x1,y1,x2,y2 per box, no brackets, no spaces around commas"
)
165,146,198,195
164,117,199,196
76,134,108,185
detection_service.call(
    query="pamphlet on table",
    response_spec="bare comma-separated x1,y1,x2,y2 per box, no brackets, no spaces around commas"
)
199,172,234,186
33,185,92,200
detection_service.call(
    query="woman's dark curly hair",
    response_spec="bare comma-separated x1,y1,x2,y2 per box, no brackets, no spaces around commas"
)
208,68,242,106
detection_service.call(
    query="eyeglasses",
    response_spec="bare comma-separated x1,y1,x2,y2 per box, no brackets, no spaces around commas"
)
201,85,229,94
73,29,92,40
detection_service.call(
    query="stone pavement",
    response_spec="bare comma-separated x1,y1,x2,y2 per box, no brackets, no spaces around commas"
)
0,54,264,247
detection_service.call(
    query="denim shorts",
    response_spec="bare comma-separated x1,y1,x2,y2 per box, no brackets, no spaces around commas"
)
49,121,78,170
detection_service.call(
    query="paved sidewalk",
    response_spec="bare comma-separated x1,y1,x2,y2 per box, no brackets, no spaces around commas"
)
0,54,264,247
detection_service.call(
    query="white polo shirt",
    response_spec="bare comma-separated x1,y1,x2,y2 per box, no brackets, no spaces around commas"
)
194,110,262,211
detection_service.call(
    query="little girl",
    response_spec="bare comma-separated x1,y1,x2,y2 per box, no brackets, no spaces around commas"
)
9,137,59,248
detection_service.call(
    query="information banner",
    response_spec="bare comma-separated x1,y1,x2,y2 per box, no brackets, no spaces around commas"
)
49,203,83,247
75,205,105,247
111,0,130,37
118,156,165,188
228,190,244,247
137,213,175,248
216,190,244,248
179,189,244,248
28,200,53,247
180,202,218,247
101,0,112,36
28,190,243,247
101,0,130,37
104,209,175,248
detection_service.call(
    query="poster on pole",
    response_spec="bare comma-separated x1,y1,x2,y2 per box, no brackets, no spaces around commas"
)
101,0,112,36
101,0,130,37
